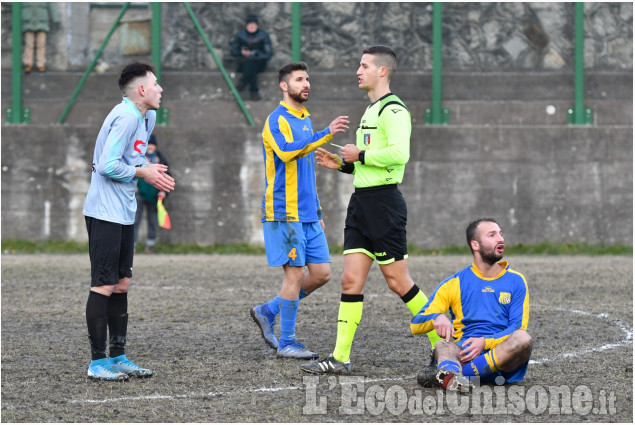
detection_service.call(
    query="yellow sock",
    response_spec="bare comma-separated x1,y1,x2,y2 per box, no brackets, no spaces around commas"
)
404,289,427,315
403,286,443,349
332,294,363,363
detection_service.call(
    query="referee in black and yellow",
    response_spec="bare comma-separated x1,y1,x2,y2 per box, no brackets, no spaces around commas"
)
301,45,442,375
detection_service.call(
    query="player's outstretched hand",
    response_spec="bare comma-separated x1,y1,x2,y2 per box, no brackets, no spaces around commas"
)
329,116,349,136
433,314,455,342
139,163,175,193
316,147,342,170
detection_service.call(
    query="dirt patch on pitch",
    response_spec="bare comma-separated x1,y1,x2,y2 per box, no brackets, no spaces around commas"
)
1,254,632,422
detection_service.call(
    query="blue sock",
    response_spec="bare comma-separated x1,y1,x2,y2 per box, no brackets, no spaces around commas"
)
462,350,497,377
265,295,281,316
438,359,461,374
266,290,308,317
278,298,299,348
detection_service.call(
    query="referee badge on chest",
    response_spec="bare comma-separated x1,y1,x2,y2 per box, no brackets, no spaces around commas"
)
364,134,371,145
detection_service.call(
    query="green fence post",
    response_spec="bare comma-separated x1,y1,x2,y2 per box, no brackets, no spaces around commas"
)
182,2,254,127
291,3,302,62
7,2,29,124
58,3,131,124
151,3,162,84
568,2,593,125
151,2,169,125
425,2,449,125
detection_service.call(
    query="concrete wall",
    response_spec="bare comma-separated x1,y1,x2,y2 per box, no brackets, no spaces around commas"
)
1,71,632,248
1,1,632,248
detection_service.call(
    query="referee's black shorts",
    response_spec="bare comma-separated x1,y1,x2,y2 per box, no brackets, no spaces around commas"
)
85,216,135,287
343,184,408,264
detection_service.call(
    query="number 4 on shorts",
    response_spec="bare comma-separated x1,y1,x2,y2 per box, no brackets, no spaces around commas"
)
288,248,297,261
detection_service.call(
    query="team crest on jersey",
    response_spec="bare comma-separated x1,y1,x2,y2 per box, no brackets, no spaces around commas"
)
364,134,371,145
499,292,511,304
134,140,146,154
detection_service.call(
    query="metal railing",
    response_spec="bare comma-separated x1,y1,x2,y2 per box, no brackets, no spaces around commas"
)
6,2,593,127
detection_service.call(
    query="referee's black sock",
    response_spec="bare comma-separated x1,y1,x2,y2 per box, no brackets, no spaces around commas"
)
401,284,429,316
107,292,128,359
86,291,109,361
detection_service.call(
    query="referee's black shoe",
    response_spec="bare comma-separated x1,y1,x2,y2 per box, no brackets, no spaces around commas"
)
300,354,352,375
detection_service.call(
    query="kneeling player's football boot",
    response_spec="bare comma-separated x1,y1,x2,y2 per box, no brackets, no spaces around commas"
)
276,342,318,360
110,355,153,378
300,354,352,375
250,305,278,349
416,349,437,387
436,368,473,393
87,358,129,381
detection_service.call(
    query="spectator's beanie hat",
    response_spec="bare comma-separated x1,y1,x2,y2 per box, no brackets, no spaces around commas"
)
246,15,258,24
149,135,158,146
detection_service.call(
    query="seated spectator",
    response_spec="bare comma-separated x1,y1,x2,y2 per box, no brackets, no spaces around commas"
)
230,15,273,100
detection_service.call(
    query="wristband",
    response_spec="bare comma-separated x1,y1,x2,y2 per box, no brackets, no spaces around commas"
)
338,161,354,174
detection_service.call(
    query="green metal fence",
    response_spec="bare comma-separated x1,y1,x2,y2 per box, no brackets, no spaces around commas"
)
6,2,594,127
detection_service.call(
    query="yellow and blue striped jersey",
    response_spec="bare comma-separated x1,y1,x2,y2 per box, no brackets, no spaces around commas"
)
411,261,529,351
261,101,333,222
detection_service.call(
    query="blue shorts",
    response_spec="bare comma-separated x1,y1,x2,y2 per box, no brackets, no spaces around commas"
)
263,221,330,267
456,339,528,384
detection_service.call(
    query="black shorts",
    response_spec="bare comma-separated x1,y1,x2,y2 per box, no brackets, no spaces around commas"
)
85,216,134,287
343,184,408,264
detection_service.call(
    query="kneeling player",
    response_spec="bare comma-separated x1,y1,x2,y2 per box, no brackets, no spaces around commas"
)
411,218,532,391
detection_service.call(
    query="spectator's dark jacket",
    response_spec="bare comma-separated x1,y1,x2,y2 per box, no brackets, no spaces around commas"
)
230,28,273,61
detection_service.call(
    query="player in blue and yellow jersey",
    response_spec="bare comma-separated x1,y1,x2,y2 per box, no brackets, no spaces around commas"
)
301,46,442,375
250,62,349,360
411,218,533,391
83,62,174,381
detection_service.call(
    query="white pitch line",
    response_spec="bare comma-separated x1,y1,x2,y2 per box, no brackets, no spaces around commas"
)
72,387,303,404
528,305,632,365
74,394,188,404
70,375,417,405
70,305,632,405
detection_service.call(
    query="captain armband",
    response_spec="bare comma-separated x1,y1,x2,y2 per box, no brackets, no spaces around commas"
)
338,160,354,174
